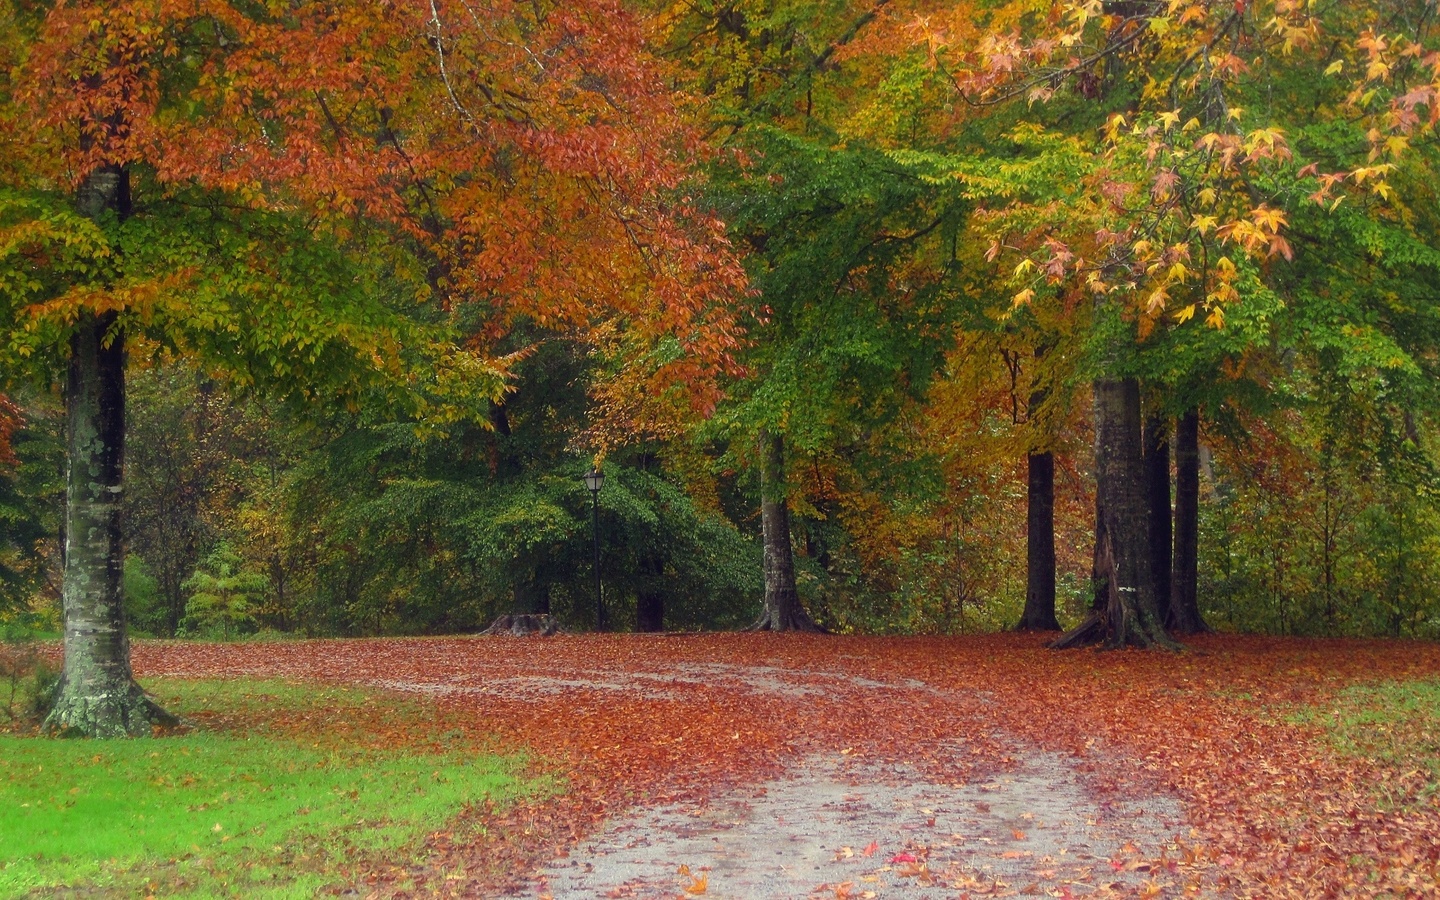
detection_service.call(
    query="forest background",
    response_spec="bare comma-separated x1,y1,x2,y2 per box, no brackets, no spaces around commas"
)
4,0,1440,666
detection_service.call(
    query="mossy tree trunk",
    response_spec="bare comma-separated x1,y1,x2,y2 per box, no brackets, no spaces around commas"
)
749,430,822,632
45,166,176,735
1053,378,1179,650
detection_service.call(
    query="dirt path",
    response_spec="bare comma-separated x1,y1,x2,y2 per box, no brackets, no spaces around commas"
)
139,635,1195,898
366,657,1185,897
534,751,1181,899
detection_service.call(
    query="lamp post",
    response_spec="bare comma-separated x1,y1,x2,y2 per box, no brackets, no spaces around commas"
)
583,468,606,630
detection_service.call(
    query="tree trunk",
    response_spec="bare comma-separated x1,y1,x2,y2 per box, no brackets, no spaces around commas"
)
511,577,550,615
636,553,665,632
1144,408,1172,613
45,166,175,736
1053,378,1178,650
1168,407,1209,633
749,430,822,632
1016,450,1060,631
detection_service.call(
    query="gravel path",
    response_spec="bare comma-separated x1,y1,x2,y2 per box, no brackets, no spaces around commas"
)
533,750,1183,899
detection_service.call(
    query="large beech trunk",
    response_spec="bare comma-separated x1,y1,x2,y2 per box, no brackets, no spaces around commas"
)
750,430,822,632
46,164,175,734
1168,407,1209,633
45,166,175,736
1016,450,1060,631
1053,378,1178,650
1144,409,1172,611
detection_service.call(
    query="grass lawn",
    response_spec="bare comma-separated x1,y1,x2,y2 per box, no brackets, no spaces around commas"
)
0,678,545,898
1293,678,1440,806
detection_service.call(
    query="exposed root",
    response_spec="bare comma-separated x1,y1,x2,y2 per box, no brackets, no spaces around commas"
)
1050,611,1183,651
44,677,179,738
746,607,826,633
480,614,561,636
1049,612,1106,649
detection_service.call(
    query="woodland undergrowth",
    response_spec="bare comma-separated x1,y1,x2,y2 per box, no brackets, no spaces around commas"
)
134,634,1440,898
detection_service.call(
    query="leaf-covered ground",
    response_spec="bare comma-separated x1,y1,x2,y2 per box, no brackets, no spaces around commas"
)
135,634,1440,898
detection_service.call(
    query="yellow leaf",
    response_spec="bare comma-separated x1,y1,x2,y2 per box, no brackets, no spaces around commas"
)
684,873,708,895
1324,59,1344,75
1175,303,1197,324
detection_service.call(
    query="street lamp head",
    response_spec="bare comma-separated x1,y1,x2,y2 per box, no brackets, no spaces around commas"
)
583,468,605,493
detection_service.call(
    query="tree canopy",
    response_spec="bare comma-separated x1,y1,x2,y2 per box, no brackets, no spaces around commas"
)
4,0,1440,732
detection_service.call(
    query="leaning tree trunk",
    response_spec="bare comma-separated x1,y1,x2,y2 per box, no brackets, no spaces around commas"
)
1168,407,1209,633
1143,408,1172,613
1016,450,1061,631
749,430,822,632
1053,378,1178,650
46,166,175,736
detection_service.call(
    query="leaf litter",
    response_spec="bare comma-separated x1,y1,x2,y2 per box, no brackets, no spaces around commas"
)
136,633,1440,898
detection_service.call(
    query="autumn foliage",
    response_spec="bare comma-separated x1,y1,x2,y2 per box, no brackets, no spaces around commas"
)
4,0,746,432
0,395,18,468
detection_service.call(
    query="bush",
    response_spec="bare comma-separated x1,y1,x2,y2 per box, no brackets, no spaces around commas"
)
1,623,57,727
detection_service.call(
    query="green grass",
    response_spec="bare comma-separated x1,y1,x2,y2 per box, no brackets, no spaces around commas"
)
0,679,545,898
1291,679,1440,804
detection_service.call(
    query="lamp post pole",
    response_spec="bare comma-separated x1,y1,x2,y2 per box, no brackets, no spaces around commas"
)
583,468,606,630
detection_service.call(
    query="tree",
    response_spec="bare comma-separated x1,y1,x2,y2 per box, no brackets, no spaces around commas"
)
664,0,994,630
897,0,1440,646
180,545,266,639
3,0,744,734
1168,406,1209,633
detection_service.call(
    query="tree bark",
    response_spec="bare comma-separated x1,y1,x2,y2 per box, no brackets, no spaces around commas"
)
1053,378,1178,650
1143,407,1172,614
749,430,822,632
45,166,175,736
1016,450,1060,631
1168,407,1209,633
511,577,550,615
636,553,665,632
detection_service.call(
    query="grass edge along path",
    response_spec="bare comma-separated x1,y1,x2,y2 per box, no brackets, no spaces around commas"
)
0,677,549,899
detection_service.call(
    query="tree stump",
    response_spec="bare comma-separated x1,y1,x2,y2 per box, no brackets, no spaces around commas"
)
480,614,560,636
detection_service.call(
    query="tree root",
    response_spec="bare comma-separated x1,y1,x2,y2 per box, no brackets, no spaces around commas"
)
44,677,179,738
1048,611,1106,649
480,614,561,636
1049,610,1183,651
746,607,826,633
